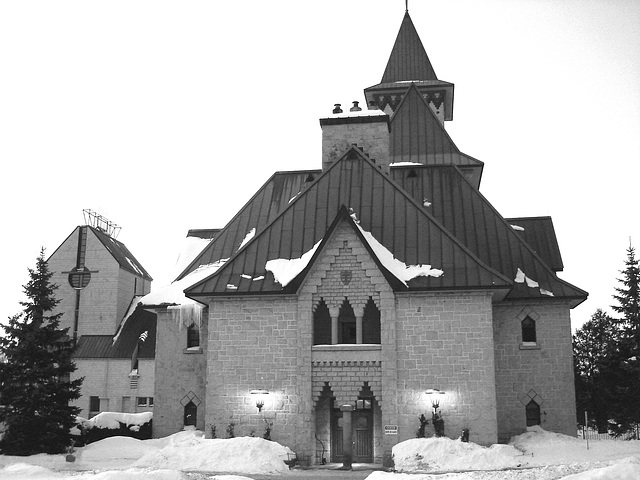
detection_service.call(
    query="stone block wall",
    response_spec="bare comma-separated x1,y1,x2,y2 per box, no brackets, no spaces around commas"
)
205,296,302,447
493,301,577,442
153,309,208,438
395,292,498,446
321,117,390,172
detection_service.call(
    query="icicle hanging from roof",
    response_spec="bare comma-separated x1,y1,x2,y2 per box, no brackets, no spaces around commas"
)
168,303,204,329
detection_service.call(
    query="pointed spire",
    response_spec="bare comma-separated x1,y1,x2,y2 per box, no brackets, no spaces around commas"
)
381,11,438,83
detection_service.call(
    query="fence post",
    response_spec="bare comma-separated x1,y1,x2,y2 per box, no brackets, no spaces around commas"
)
584,411,589,450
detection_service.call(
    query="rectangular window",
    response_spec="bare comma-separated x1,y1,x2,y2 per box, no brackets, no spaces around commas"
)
137,396,154,407
187,325,200,349
89,396,100,412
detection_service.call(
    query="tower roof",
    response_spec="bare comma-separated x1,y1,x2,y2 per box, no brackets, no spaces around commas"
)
381,11,438,83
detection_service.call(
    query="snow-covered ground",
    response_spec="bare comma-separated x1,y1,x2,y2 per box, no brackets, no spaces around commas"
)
0,426,638,479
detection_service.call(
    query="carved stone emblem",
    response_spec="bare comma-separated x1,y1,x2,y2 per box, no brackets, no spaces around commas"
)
340,270,352,285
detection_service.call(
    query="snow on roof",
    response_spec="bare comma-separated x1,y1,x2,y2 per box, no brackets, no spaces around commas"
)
142,259,228,307
390,161,423,166
356,222,443,285
237,227,256,251
515,268,554,297
171,236,213,280
265,240,321,287
322,108,388,119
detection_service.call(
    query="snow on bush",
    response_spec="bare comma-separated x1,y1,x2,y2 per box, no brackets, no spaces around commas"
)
132,430,294,475
392,436,522,473
84,412,153,430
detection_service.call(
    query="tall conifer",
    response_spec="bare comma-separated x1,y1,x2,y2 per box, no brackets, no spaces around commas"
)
0,249,83,455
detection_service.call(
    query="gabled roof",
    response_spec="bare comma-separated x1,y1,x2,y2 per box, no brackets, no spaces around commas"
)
90,227,153,280
505,216,564,272
390,84,483,187
74,307,156,359
185,147,512,297
390,164,586,305
382,11,438,83
176,169,321,281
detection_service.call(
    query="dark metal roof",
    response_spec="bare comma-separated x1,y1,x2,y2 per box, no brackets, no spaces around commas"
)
74,307,156,359
390,164,586,304
74,335,113,358
505,217,564,272
381,11,438,83
176,169,321,281
389,84,483,188
90,227,153,281
187,228,221,240
185,147,512,297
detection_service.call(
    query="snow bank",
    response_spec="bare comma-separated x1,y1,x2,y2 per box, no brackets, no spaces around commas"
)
560,457,640,480
509,425,640,466
392,437,521,473
132,431,294,475
80,436,158,463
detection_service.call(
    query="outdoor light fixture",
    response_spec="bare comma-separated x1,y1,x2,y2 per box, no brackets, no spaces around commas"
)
425,388,446,412
250,389,269,412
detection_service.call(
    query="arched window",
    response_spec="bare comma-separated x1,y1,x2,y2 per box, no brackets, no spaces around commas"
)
313,299,332,345
362,297,381,344
525,400,540,426
184,401,197,426
521,316,536,343
338,299,356,344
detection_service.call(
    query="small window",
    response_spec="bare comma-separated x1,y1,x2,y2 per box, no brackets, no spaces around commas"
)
521,316,537,343
137,396,153,407
184,401,197,426
89,396,100,412
187,325,200,349
526,400,541,426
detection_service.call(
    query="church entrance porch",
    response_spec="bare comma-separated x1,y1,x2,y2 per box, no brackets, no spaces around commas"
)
331,405,373,463
314,380,382,465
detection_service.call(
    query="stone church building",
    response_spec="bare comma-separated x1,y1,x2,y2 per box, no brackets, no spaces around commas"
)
149,9,586,466
50,9,586,468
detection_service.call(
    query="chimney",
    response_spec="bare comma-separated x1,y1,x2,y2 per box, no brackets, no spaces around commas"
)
319,102,390,173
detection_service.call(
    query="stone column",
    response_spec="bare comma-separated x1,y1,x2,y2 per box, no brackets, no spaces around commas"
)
340,404,354,470
330,307,339,344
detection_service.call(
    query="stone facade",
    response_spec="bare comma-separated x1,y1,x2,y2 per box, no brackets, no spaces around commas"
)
493,301,577,443
153,309,208,437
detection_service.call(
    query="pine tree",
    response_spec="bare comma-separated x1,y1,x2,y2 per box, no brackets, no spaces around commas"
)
0,249,83,455
573,309,617,432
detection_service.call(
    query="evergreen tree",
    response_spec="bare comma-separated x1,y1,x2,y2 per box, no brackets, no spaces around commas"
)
0,249,83,455
609,244,640,433
573,309,617,432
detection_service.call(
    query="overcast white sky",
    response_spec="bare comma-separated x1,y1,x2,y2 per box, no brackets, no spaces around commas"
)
1,0,639,331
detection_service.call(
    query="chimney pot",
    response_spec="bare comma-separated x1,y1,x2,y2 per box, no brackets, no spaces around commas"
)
333,104,343,114
350,101,362,112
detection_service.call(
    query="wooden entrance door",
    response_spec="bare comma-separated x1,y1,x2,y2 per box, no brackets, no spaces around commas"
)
330,408,373,463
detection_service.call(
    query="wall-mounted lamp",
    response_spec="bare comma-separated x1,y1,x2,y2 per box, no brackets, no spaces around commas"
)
250,389,269,412
425,388,446,412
